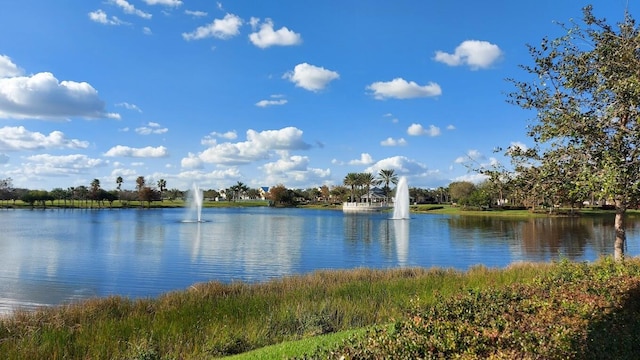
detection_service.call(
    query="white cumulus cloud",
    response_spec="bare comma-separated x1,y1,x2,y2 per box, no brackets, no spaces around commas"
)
0,55,23,78
0,126,89,151
349,153,374,165
182,13,243,40
201,130,237,146
0,71,120,120
249,18,302,48
22,154,105,176
454,149,485,164
88,9,127,25
185,9,207,17
109,0,152,19
367,78,441,100
380,137,407,147
261,154,330,188
135,122,168,135
116,102,142,112
197,127,311,165
181,152,204,169
434,40,503,70
143,0,182,6
407,123,441,137
256,98,287,107
104,145,169,158
283,63,339,92
365,156,430,177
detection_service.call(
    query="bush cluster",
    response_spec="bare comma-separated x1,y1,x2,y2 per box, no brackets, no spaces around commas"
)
313,258,640,359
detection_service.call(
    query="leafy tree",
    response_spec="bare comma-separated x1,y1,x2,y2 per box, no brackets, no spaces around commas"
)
135,176,146,207
119,190,138,206
267,184,295,206
246,188,260,200
301,187,321,203
330,185,349,203
459,182,492,209
67,187,75,207
49,188,68,207
508,6,640,259
75,186,89,207
448,181,476,204
138,186,160,207
21,190,53,209
202,189,218,201
102,190,118,207
319,185,330,203
0,177,13,205
409,187,436,204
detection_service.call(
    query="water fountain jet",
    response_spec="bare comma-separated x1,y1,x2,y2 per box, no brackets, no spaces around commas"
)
184,183,204,223
392,176,410,220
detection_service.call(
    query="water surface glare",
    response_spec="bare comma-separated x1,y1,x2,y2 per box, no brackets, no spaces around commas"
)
1,207,640,314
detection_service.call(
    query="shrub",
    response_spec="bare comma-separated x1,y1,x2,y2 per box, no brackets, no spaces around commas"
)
315,258,640,359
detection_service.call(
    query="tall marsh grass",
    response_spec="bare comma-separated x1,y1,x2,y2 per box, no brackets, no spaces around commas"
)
0,264,546,359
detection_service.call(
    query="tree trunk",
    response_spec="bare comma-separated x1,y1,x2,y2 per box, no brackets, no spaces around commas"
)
614,204,626,261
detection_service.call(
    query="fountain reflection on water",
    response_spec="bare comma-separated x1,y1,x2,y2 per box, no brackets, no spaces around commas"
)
392,176,410,220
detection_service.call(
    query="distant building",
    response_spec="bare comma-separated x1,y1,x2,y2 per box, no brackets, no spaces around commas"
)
360,187,386,203
259,186,269,200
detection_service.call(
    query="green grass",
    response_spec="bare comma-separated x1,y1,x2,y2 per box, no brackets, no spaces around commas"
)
316,257,640,359
1,199,270,209
0,265,546,359
223,329,365,359
3,259,639,359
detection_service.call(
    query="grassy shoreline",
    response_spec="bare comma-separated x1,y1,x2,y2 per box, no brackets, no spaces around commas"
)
0,199,271,209
0,263,548,359
3,259,640,359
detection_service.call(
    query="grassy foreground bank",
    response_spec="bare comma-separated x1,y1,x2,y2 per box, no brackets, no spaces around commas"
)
1,263,545,359
2,259,640,359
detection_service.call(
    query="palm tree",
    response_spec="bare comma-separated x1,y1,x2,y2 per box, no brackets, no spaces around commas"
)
157,179,166,192
343,173,360,202
229,181,249,201
90,179,101,207
237,182,249,200
378,169,398,203
157,179,167,201
116,176,123,191
135,176,145,191
359,172,376,204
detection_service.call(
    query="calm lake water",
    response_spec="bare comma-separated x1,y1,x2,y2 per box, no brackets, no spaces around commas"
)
1,207,640,314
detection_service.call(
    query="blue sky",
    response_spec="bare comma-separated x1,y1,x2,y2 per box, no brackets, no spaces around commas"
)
0,0,635,191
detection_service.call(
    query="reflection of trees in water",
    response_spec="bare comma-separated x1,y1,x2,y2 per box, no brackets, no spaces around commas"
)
447,215,625,261
182,211,304,279
343,215,408,263
343,214,377,244
518,218,592,260
134,210,166,254
447,216,520,245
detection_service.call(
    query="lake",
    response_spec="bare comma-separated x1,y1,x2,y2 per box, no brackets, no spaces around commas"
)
1,207,639,314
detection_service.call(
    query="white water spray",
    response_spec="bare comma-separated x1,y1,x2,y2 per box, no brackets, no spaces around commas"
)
186,183,204,222
392,176,410,220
